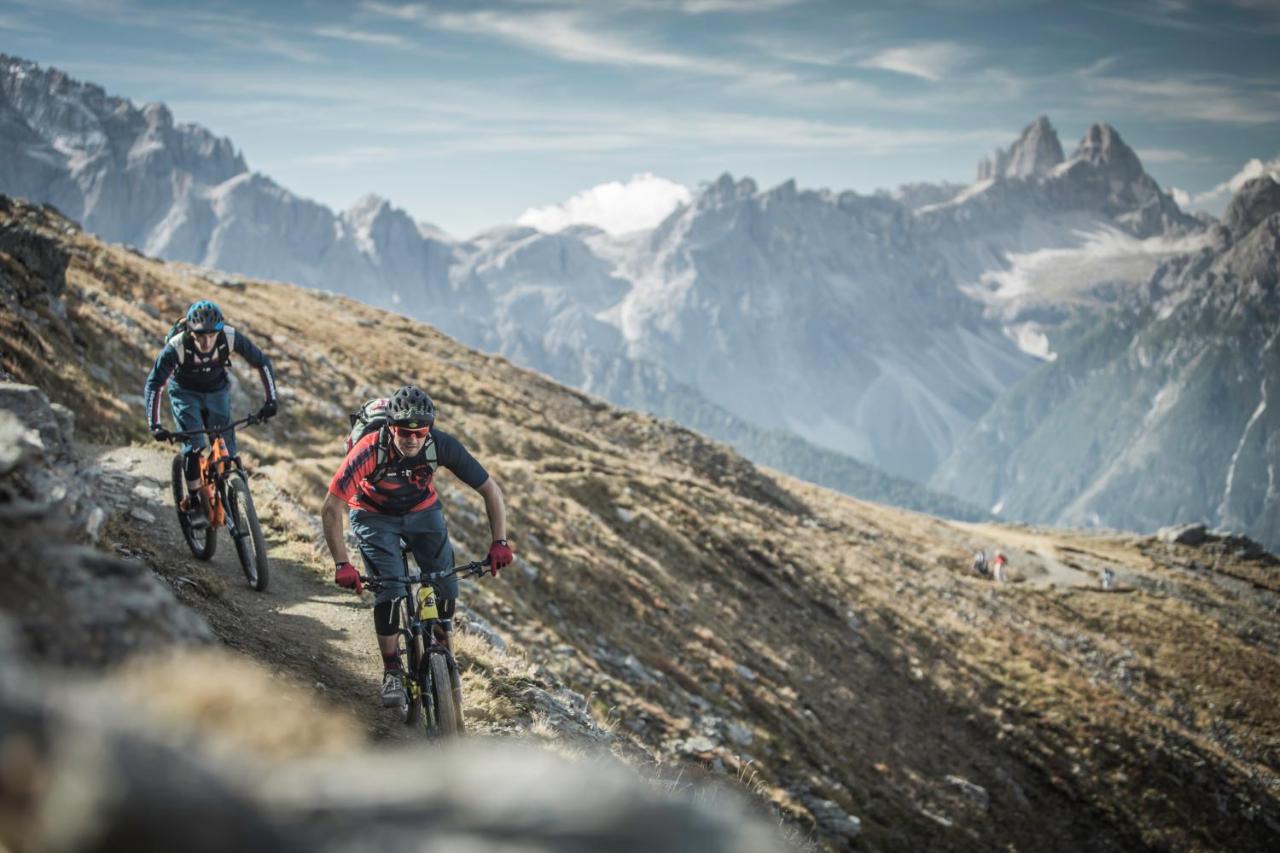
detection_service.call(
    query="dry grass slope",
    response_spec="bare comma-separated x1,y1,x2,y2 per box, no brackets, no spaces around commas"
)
2,196,1278,851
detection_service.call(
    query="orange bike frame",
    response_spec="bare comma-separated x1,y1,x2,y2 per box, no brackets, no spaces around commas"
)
197,436,234,528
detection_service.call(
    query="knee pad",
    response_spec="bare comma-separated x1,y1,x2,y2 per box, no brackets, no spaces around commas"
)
373,600,401,636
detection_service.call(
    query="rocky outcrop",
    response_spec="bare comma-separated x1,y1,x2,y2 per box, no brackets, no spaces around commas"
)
0,381,213,664
977,116,1064,181
1225,175,1280,239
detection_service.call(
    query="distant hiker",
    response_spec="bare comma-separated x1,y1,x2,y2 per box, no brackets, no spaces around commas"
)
144,299,277,526
971,549,989,577
322,384,514,708
1102,568,1115,590
992,552,1008,583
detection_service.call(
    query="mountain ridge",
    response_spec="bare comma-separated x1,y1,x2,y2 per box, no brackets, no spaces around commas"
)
7,53,1270,549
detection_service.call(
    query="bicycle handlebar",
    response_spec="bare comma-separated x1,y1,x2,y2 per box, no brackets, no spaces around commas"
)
358,558,492,587
164,415,261,441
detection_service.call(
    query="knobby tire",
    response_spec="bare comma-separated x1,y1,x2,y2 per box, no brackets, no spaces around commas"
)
227,473,270,591
429,653,459,738
171,454,215,561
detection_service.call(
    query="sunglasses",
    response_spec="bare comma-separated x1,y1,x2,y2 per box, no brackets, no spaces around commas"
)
391,425,430,438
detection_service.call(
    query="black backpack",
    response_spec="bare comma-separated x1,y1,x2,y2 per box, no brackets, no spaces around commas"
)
166,317,231,367
346,398,437,481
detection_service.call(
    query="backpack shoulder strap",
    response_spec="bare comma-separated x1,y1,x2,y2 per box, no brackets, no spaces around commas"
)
423,434,438,473
368,426,395,482
216,328,233,366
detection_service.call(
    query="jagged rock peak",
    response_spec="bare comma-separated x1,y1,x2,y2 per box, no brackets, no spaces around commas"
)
977,116,1064,181
344,193,393,221
703,173,758,202
1069,122,1143,181
1225,175,1280,238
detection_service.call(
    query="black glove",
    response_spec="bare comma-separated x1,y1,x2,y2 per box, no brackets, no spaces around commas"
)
150,424,172,442
257,400,278,421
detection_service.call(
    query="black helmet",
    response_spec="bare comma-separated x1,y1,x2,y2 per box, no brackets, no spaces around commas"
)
186,300,225,333
388,385,435,428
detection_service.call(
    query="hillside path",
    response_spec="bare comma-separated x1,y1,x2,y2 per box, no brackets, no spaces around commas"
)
85,441,420,740
948,521,1117,588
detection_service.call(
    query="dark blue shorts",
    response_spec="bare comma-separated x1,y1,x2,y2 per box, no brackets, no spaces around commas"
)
350,507,458,606
168,384,234,457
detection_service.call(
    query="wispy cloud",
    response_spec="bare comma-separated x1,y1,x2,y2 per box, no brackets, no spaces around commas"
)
672,0,805,12
1076,63,1280,125
0,11,47,32
365,4,747,76
1135,147,1208,164
313,25,406,47
856,41,974,82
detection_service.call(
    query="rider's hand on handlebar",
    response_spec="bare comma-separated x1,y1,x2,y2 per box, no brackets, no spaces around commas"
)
335,561,362,594
487,539,513,576
150,424,172,442
257,400,278,422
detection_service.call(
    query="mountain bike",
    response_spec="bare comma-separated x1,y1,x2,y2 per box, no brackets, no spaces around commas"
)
165,416,271,591
360,555,491,738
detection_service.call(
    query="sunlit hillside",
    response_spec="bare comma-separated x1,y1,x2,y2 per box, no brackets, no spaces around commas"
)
3,194,1278,852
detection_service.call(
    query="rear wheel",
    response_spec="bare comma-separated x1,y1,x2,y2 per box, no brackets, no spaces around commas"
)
428,653,459,738
171,454,215,560
226,473,269,591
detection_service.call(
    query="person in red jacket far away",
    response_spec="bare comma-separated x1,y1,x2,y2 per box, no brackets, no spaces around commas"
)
992,552,1008,583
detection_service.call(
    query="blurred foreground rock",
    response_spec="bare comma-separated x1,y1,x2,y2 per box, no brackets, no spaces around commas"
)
0,632,781,853
0,382,213,663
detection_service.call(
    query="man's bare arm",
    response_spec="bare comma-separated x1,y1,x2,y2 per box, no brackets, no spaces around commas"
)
477,476,507,543
321,491,351,564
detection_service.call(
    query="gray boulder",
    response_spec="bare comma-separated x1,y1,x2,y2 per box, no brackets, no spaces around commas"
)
1158,523,1208,546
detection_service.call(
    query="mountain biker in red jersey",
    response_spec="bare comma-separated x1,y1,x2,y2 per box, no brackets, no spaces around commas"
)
321,384,514,707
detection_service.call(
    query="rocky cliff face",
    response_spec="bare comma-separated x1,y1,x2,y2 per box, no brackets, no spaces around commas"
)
933,176,1280,550
977,115,1064,180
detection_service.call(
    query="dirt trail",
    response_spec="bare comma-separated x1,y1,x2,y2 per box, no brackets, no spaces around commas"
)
948,521,1122,589
87,441,422,740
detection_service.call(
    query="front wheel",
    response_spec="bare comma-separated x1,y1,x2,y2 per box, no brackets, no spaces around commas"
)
428,652,460,738
226,473,270,591
400,611,422,726
171,454,215,561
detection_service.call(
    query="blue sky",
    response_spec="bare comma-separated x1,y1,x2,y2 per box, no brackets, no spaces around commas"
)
3,0,1278,237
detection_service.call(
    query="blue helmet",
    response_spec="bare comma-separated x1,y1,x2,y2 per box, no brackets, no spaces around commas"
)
186,300,225,333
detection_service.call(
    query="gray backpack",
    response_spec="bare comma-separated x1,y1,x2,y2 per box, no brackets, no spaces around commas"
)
345,397,437,481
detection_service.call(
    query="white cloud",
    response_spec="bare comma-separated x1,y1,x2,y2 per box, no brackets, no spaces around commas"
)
518,173,692,234
366,4,746,75
1076,64,1280,125
856,41,973,82
1135,148,1199,164
674,0,804,12
1192,155,1280,208
1169,186,1192,209
313,25,406,47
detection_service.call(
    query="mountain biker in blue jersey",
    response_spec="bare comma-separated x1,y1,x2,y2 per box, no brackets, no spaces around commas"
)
143,300,278,526
321,384,514,708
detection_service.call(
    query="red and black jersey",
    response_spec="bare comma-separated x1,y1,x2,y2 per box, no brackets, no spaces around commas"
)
329,427,488,515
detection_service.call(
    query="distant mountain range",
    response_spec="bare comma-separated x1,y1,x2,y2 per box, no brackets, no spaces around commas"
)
4,53,1275,547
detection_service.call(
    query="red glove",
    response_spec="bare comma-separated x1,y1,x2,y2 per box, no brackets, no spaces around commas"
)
487,539,513,576
335,561,362,593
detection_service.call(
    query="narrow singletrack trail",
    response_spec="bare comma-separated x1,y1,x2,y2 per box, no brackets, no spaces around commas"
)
87,442,425,740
